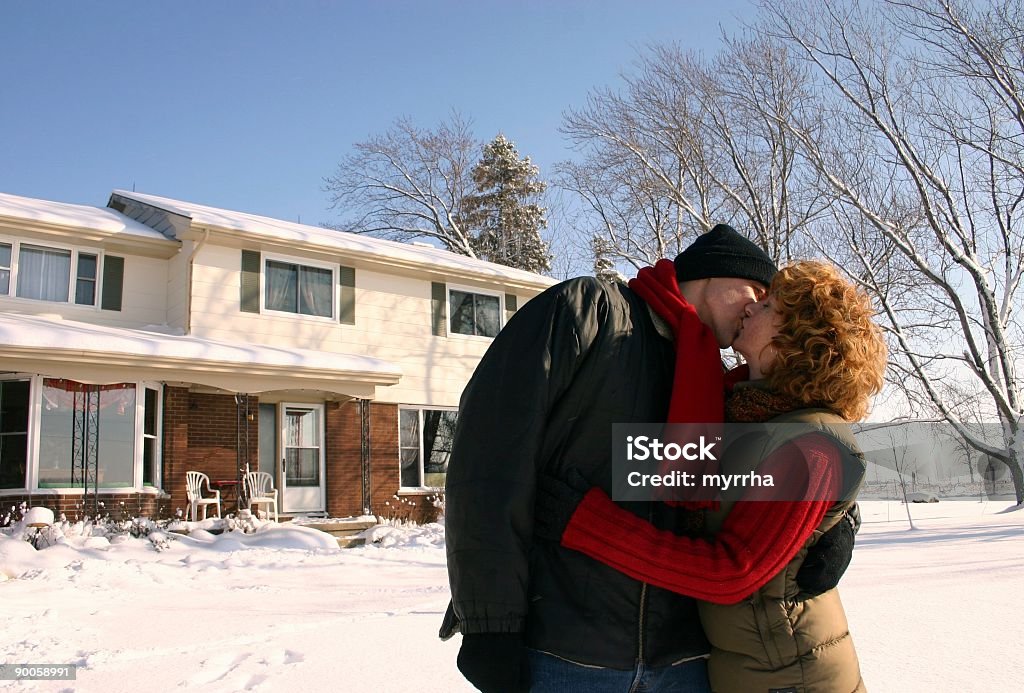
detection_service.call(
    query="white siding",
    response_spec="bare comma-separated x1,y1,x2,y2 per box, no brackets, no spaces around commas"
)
188,244,538,407
120,254,169,327
0,238,168,329
165,241,188,332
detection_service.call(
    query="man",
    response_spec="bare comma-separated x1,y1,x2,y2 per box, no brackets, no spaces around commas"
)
441,225,854,692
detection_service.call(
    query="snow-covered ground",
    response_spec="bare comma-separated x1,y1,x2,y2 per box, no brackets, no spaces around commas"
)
0,500,1020,692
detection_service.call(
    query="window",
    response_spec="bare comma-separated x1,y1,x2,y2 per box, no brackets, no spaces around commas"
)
265,259,333,318
284,406,321,487
449,289,500,337
38,380,136,488
142,387,160,486
0,243,10,295
18,245,71,302
1,241,100,306
0,380,29,489
76,253,98,305
400,407,457,488
0,378,162,493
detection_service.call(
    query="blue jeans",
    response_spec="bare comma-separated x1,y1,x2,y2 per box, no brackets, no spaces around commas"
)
526,648,711,693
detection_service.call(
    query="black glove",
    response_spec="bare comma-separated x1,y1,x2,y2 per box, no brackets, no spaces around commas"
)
796,506,858,596
533,469,589,542
457,633,527,693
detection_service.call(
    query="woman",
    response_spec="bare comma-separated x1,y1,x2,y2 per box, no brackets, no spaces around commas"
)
541,260,887,692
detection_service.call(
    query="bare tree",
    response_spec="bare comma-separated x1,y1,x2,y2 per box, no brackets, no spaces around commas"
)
688,37,834,262
557,39,832,275
542,188,596,280
558,69,705,273
323,112,480,257
885,429,921,529
555,156,688,272
761,0,1024,503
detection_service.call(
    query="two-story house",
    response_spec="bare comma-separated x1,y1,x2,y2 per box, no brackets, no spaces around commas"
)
0,190,555,523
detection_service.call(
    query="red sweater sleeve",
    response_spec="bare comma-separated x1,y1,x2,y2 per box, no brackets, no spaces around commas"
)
560,434,842,604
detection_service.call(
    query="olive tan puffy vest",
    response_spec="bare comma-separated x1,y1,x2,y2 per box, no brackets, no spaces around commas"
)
700,407,867,693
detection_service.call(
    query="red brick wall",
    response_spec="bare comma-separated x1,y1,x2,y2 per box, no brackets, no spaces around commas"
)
161,390,258,516
368,403,401,515
324,401,404,519
322,400,441,523
161,386,190,518
1,492,168,523
325,400,360,517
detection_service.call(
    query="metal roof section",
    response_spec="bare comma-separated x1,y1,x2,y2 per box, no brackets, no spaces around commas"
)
0,191,171,241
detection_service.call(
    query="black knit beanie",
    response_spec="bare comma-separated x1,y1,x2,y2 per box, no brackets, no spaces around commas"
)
674,224,777,288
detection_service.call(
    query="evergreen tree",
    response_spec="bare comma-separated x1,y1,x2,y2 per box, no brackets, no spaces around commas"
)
592,235,623,283
463,134,551,273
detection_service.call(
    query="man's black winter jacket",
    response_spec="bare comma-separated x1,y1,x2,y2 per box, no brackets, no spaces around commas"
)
442,276,710,668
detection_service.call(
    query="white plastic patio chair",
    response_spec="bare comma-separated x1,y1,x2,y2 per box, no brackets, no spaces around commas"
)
243,471,279,522
185,471,222,522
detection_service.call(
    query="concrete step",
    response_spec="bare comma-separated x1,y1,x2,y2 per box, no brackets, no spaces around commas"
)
304,520,376,535
300,520,377,549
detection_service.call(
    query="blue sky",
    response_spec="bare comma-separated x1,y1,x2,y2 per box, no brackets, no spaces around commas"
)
1,1,752,228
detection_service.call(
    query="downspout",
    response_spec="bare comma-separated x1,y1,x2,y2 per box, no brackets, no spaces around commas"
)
185,228,210,335
360,398,371,515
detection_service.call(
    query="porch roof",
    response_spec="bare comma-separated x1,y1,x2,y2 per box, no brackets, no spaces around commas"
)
0,312,402,398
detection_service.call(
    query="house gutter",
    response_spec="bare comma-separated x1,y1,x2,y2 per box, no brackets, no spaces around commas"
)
185,227,210,335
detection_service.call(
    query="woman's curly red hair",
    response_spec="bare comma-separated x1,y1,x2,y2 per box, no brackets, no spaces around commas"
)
767,261,887,421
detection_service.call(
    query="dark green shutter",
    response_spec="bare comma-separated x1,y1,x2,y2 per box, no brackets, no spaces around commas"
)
339,265,355,324
100,255,124,311
240,250,261,313
431,282,447,336
505,293,518,323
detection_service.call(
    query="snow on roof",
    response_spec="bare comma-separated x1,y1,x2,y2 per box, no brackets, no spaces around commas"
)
113,190,558,288
0,312,402,378
0,191,169,241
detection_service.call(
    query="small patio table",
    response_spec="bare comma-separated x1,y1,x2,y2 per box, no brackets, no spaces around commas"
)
210,479,242,511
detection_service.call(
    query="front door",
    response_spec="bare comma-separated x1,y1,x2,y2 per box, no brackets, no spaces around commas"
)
280,403,325,514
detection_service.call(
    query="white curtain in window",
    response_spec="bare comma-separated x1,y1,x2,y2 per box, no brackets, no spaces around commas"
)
265,261,297,313
17,246,70,301
299,266,332,317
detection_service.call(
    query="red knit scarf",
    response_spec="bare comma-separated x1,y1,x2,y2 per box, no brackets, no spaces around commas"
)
628,259,724,508
628,259,724,423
